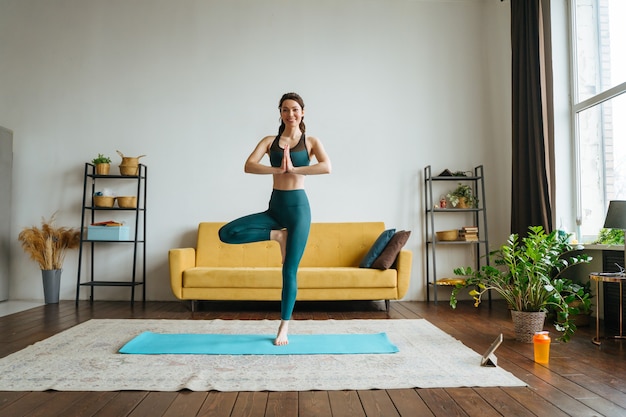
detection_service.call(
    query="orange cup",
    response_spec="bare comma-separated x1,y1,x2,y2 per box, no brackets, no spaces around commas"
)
533,331,551,364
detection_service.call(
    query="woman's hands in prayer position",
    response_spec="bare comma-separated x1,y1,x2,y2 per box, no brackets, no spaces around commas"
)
281,145,294,174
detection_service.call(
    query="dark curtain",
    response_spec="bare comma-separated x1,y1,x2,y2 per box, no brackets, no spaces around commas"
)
510,0,553,236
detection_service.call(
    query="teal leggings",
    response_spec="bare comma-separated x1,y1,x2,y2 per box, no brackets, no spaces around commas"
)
218,189,311,320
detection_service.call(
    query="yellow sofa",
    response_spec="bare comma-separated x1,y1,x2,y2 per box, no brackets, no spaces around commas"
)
169,222,412,311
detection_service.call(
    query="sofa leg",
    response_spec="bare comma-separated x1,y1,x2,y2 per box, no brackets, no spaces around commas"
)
191,300,197,313
385,300,390,312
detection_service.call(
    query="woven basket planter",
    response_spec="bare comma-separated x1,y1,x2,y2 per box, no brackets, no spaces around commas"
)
511,310,546,343
95,163,110,175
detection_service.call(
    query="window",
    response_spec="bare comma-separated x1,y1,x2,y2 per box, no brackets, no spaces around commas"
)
572,0,626,241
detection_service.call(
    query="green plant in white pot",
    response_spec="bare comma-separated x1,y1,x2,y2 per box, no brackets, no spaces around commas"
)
450,225,591,342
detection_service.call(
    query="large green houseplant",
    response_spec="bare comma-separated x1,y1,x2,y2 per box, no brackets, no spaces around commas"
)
450,226,592,342
551,277,593,327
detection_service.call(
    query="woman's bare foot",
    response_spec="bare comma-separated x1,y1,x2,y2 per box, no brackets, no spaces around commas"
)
270,229,287,264
274,320,289,345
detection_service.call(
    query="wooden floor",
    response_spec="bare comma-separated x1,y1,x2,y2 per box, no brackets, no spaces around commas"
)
0,299,625,417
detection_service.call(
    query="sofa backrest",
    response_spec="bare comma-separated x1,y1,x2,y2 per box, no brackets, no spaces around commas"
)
196,222,386,268
300,222,385,267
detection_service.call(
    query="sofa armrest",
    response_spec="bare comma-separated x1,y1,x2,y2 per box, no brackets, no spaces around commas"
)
169,248,196,299
395,249,413,299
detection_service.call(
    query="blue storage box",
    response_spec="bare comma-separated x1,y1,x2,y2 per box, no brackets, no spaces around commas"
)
87,226,130,241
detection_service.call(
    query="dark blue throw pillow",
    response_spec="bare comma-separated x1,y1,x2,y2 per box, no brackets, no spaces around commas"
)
359,229,396,268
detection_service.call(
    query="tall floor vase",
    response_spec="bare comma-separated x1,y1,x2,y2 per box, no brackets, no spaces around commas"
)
41,269,62,304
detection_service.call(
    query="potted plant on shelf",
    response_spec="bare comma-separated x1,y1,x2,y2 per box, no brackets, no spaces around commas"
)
446,183,477,208
449,225,592,342
18,213,80,304
92,153,112,175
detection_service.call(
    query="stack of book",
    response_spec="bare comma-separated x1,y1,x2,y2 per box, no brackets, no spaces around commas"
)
459,226,479,241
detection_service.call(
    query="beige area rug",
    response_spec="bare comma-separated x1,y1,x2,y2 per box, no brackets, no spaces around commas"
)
0,319,525,391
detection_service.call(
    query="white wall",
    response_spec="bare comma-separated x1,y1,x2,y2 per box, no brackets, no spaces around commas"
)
0,0,512,302
0,127,12,300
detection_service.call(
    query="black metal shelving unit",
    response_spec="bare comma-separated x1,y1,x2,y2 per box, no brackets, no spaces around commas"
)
424,165,490,304
75,163,147,305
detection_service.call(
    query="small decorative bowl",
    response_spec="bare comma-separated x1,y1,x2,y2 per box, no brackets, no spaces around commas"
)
93,196,115,208
434,278,467,286
117,196,137,208
436,230,458,241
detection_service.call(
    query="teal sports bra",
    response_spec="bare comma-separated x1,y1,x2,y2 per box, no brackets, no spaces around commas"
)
269,133,310,168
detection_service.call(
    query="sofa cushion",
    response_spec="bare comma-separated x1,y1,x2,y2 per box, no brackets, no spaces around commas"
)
359,229,396,268
371,230,411,270
196,222,387,268
301,222,386,267
183,267,398,289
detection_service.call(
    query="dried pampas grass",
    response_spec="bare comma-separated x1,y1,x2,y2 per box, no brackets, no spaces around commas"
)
18,213,80,270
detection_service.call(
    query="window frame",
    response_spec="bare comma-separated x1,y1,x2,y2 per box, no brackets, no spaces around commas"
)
569,0,626,241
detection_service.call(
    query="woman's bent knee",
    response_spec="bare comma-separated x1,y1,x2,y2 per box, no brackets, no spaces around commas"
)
218,225,231,243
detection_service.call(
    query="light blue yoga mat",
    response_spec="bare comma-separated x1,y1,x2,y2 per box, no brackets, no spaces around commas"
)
118,332,398,355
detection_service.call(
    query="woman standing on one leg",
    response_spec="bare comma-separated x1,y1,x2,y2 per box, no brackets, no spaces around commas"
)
219,92,332,345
